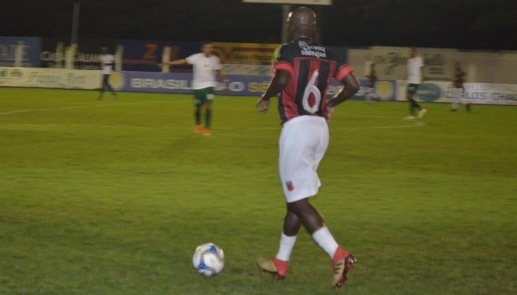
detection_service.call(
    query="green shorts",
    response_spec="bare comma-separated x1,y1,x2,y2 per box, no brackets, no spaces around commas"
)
407,83,420,95
193,87,215,105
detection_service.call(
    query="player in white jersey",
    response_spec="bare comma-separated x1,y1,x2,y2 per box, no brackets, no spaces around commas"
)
98,47,117,99
160,42,227,135
405,47,426,119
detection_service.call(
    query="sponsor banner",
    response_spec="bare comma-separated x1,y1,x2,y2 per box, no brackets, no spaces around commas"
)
0,36,41,67
356,46,459,82
120,71,397,100
119,40,200,72
213,42,279,65
356,79,397,101
396,81,517,105
120,71,271,96
40,38,117,69
0,67,102,89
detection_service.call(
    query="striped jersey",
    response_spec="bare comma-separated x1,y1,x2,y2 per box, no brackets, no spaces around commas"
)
272,38,353,124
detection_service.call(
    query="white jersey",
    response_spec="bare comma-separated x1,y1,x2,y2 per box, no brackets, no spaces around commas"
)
185,53,222,90
407,56,424,84
100,54,115,75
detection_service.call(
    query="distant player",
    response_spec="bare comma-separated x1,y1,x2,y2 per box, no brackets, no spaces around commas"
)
160,42,226,135
365,63,378,103
255,7,359,290
98,46,117,99
450,61,470,112
404,47,426,119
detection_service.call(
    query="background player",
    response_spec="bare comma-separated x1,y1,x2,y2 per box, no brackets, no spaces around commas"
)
255,7,359,290
405,47,426,119
365,63,378,103
160,42,226,135
98,46,117,99
450,61,470,112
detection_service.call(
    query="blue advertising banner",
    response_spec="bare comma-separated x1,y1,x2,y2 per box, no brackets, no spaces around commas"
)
0,36,41,67
119,40,201,72
119,72,271,96
119,71,397,101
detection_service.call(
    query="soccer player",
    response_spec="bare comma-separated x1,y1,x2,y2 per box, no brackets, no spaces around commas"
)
404,47,426,119
450,61,470,112
365,63,378,103
255,7,359,290
160,42,226,136
98,46,117,99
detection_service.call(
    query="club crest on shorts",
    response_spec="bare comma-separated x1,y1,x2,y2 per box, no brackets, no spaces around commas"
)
286,181,294,191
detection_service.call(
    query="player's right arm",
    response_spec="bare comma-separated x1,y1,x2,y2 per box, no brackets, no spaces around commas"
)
159,58,187,67
256,69,290,113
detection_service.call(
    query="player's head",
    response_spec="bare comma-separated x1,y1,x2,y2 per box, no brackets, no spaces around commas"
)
201,41,215,57
409,47,417,58
287,7,317,41
101,46,108,54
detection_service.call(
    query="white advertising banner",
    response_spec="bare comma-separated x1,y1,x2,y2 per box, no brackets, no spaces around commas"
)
0,67,101,89
397,80,517,105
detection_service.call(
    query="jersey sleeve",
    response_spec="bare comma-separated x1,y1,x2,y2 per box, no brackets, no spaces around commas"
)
334,54,354,82
272,44,294,75
185,54,197,65
214,57,223,70
419,56,425,68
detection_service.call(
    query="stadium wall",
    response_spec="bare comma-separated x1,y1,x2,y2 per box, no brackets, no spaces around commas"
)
2,36,517,84
1,67,516,105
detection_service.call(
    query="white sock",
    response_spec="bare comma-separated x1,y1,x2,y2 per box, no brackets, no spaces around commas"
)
312,226,339,258
275,233,297,261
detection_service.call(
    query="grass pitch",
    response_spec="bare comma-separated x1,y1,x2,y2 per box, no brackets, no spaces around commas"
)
0,88,516,295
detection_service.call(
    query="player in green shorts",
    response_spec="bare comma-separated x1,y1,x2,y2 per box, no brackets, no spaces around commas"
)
160,42,227,135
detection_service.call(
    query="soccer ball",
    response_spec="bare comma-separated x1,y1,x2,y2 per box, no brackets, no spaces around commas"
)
192,243,225,277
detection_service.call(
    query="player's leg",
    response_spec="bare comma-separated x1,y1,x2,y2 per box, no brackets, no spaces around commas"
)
203,88,214,135
193,90,203,133
288,199,356,289
257,209,301,278
106,74,116,96
451,88,460,111
407,84,426,119
461,88,471,112
365,87,372,104
98,74,108,99
404,85,416,118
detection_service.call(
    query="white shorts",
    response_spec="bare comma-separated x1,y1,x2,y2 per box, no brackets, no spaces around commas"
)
279,115,329,203
451,87,465,104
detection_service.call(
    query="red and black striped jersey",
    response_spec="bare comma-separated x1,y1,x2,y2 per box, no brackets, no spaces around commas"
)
453,69,466,88
272,38,353,124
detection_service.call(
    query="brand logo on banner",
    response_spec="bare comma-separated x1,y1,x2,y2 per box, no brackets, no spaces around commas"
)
416,83,442,102
376,81,395,100
110,72,124,90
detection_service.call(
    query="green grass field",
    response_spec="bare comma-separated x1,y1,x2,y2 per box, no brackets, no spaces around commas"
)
1,88,516,295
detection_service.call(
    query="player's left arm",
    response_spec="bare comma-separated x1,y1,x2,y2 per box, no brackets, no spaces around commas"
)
327,72,360,109
216,69,229,89
420,57,426,82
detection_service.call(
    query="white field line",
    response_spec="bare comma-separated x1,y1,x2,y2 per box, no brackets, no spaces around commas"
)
0,101,171,116
0,101,425,130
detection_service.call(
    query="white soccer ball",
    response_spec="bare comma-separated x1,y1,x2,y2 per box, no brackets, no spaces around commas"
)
192,243,225,277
